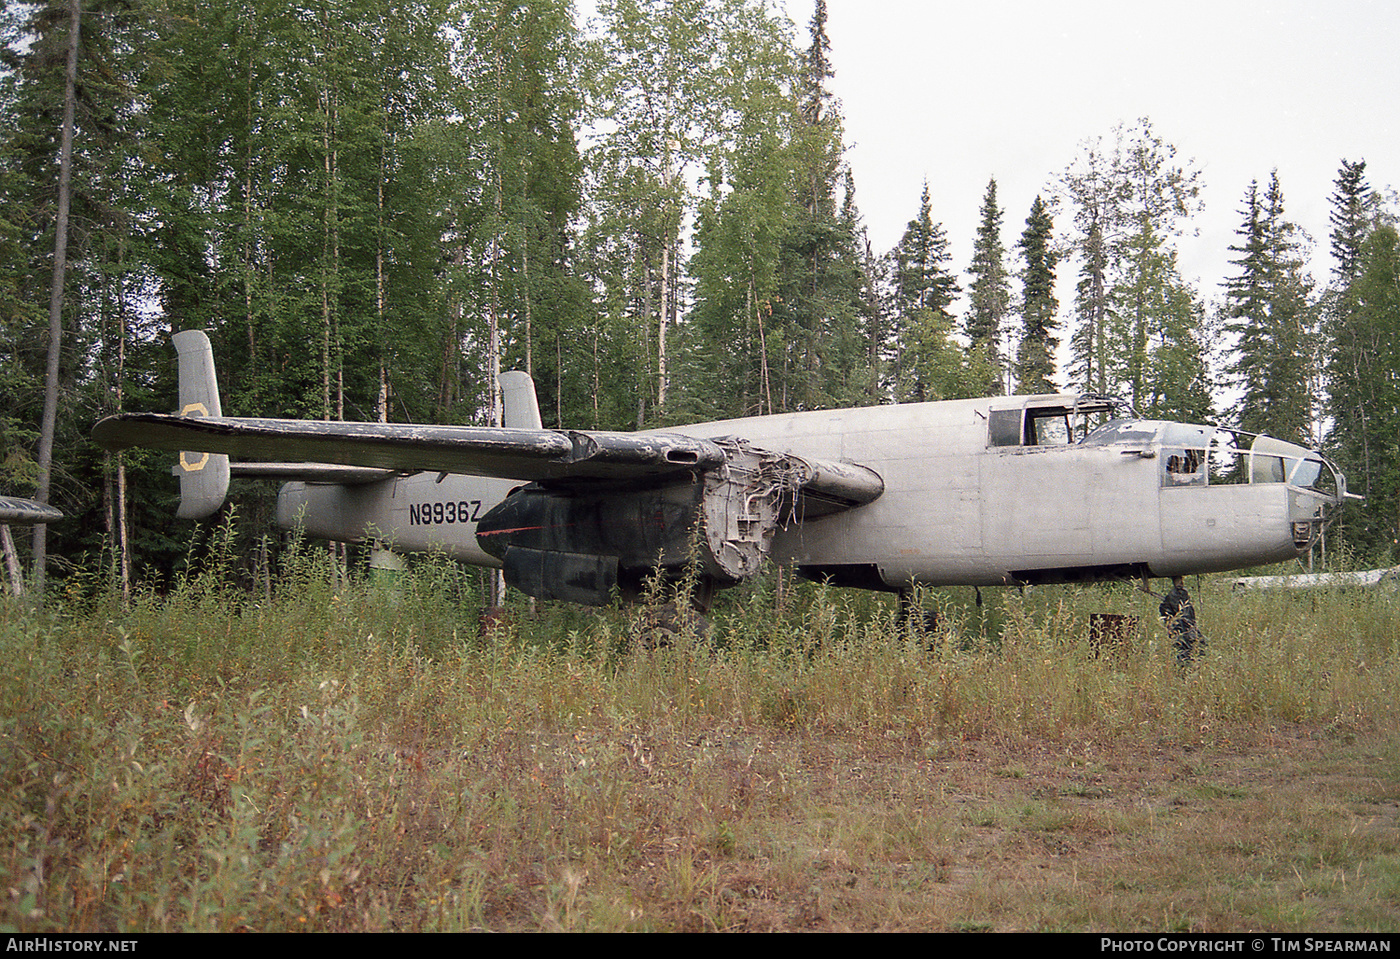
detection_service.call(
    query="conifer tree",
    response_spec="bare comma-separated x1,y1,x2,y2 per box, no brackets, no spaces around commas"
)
1015,196,1058,394
769,0,869,411
1329,159,1373,286
884,183,975,402
1226,172,1316,445
1323,158,1400,554
965,177,1011,393
1326,224,1400,557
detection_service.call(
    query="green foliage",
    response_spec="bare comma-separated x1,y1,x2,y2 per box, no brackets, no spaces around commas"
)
965,177,1011,388
885,183,968,402
762,0,874,413
1324,159,1400,560
1058,118,1211,419
1226,172,1319,445
1015,195,1058,394
5,552,1400,930
671,1,802,420
1326,224,1400,557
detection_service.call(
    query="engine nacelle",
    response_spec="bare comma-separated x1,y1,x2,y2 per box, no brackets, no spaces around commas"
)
476,439,789,605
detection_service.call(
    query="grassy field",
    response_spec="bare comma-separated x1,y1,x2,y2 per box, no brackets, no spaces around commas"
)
3,536,1400,932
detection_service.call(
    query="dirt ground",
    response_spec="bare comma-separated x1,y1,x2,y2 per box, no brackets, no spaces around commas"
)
552,722,1400,931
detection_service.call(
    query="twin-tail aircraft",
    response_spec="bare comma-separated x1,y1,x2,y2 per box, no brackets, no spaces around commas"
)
91,330,1348,615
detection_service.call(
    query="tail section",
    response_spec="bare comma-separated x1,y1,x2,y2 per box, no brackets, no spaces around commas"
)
499,370,543,430
171,330,230,520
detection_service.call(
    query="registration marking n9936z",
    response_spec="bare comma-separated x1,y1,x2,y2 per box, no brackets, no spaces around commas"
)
408,500,484,526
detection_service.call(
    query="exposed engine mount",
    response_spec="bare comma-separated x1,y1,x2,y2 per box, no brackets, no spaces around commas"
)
475,437,874,605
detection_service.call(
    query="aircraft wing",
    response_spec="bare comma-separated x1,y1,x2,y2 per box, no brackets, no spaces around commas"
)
91,412,733,484
92,411,883,513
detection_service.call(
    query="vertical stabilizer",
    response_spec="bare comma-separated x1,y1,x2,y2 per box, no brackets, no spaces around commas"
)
499,371,543,430
171,330,230,519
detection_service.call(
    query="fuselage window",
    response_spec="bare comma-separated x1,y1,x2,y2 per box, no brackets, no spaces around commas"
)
1163,448,1206,486
1208,432,1249,485
1251,454,1287,484
989,408,1022,447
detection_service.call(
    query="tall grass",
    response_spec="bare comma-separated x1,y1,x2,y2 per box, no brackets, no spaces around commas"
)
3,528,1399,931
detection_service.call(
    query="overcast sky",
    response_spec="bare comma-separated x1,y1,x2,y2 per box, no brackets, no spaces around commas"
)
801,0,1398,305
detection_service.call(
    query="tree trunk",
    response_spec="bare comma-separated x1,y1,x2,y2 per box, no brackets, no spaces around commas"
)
32,0,81,597
2,526,23,597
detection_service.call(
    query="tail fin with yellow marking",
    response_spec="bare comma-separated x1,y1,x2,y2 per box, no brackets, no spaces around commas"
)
171,330,230,520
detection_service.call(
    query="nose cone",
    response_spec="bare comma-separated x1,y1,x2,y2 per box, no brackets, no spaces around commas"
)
1250,434,1347,505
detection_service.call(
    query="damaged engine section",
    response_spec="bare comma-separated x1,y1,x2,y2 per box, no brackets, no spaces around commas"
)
475,438,883,605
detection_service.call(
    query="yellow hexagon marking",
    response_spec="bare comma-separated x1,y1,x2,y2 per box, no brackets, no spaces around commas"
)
179,402,210,471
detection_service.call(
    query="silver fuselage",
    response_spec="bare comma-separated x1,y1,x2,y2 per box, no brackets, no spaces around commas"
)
279,393,1339,590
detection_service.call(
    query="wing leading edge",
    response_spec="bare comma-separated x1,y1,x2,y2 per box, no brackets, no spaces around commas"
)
92,413,731,484
90,329,884,528
92,410,884,517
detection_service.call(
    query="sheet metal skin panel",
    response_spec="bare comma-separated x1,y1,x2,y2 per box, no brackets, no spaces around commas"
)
278,472,516,568
665,397,1322,588
276,396,1329,589
98,361,1336,591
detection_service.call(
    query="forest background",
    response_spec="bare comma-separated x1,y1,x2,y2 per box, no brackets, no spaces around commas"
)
2,0,1399,596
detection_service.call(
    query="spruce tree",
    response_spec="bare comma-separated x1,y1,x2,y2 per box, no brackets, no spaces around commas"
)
965,177,1011,393
1329,159,1372,286
769,0,869,411
1326,225,1400,558
885,183,971,402
1225,172,1316,445
1015,196,1058,394
1323,158,1400,555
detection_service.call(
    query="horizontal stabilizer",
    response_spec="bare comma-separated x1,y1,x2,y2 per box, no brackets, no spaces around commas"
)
230,462,400,485
0,496,63,525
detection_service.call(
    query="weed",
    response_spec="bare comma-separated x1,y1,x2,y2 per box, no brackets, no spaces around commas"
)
4,546,1400,930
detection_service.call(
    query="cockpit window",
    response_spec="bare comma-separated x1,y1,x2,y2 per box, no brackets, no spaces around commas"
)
1030,412,1071,445
1297,460,1337,497
1080,419,1162,447
988,407,1075,446
1252,455,1287,484
1293,459,1323,490
1074,417,1342,497
988,408,1022,447
991,397,1141,448
1208,430,1249,484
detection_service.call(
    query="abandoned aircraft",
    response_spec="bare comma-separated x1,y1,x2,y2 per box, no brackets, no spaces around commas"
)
90,330,1348,609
